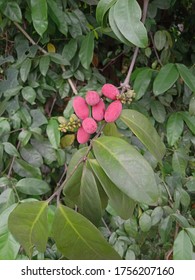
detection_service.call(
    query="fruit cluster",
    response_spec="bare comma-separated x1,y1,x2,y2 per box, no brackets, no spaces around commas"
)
58,83,135,144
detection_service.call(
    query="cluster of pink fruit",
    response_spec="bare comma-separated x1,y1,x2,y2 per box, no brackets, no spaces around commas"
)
73,84,122,144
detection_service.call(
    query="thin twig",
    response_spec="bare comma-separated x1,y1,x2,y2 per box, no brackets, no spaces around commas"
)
13,22,78,95
7,141,21,178
48,96,57,118
149,32,163,66
101,218,112,235
121,0,149,92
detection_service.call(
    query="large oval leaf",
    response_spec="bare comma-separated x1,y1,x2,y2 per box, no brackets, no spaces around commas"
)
153,63,179,96
80,165,102,226
8,201,49,258
134,68,153,100
79,32,94,69
120,109,166,163
89,159,135,219
30,0,48,36
16,178,50,195
96,0,117,26
93,136,159,205
173,230,193,260
113,0,148,48
52,204,121,260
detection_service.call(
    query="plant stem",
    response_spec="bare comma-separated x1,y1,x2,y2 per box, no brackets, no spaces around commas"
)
149,31,163,66
121,0,149,92
7,141,21,178
13,22,78,95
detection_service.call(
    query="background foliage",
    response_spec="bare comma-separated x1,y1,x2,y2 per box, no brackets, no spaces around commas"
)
0,0,195,260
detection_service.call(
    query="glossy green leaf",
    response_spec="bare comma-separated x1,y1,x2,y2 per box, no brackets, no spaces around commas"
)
79,32,94,69
154,30,166,51
108,6,131,46
166,112,184,146
16,178,50,195
134,68,153,100
103,122,122,138
49,53,70,66
173,230,193,260
153,63,179,95
176,64,195,92
171,213,190,228
3,142,20,157
3,2,22,22
120,109,166,163
13,158,42,179
52,204,121,260
39,55,50,76
8,201,49,258
0,205,20,260
180,111,195,135
151,100,166,123
113,0,148,48
89,159,135,219
18,130,32,147
47,0,68,35
186,228,195,246
62,39,77,61
30,0,48,36
20,58,32,82
80,165,102,225
93,136,159,205
96,0,117,26
22,86,36,104
172,149,188,176
46,118,60,149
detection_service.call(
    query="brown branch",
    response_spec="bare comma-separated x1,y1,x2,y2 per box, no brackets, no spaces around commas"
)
13,22,78,95
121,0,149,92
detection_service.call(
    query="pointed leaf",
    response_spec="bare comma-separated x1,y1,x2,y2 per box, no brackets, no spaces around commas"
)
0,189,15,214
186,228,195,246
3,2,22,22
16,178,50,195
173,230,193,260
8,201,49,258
22,86,36,104
30,0,48,36
172,149,188,176
113,0,148,48
120,109,166,163
3,142,20,157
80,165,102,226
151,100,166,123
153,63,179,95
134,68,153,100
46,118,60,149
180,111,195,135
79,32,94,69
39,55,50,76
20,58,32,82
176,64,195,92
89,159,135,219
96,0,117,26
52,204,121,260
93,136,159,205
166,112,184,146
154,30,166,51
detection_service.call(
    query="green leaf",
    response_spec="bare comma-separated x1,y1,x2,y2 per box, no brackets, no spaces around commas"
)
108,6,131,46
171,213,190,228
13,158,42,179
3,142,20,157
134,68,153,100
103,122,123,138
30,0,48,36
180,111,195,135
154,30,166,51
113,0,148,48
139,213,152,232
22,86,36,104
8,201,49,258
18,130,32,147
173,230,193,260
3,2,22,23
62,39,78,61
120,109,166,163
49,53,70,66
16,178,50,195
153,63,179,95
47,0,68,36
0,205,20,260
46,118,60,149
159,216,172,243
186,228,195,246
172,149,188,176
166,112,184,146
52,204,121,260
80,165,102,226
79,32,94,69
93,136,159,205
189,94,195,116
20,58,32,82
96,0,117,26
89,159,135,219
150,100,166,123
176,64,195,92
0,189,15,214
39,55,50,76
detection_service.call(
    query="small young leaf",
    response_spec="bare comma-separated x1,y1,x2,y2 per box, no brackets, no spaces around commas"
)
52,204,121,260
79,32,94,69
46,118,60,149
173,230,193,260
8,201,49,258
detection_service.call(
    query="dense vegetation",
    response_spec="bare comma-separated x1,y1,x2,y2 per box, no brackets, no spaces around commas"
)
0,0,195,260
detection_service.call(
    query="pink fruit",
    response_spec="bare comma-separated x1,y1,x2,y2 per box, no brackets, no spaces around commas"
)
92,99,106,121
77,127,90,144
85,91,100,106
73,96,89,120
82,117,97,134
101,84,119,100
104,100,122,123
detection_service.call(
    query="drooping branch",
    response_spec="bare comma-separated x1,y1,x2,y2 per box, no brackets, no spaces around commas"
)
121,0,149,92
